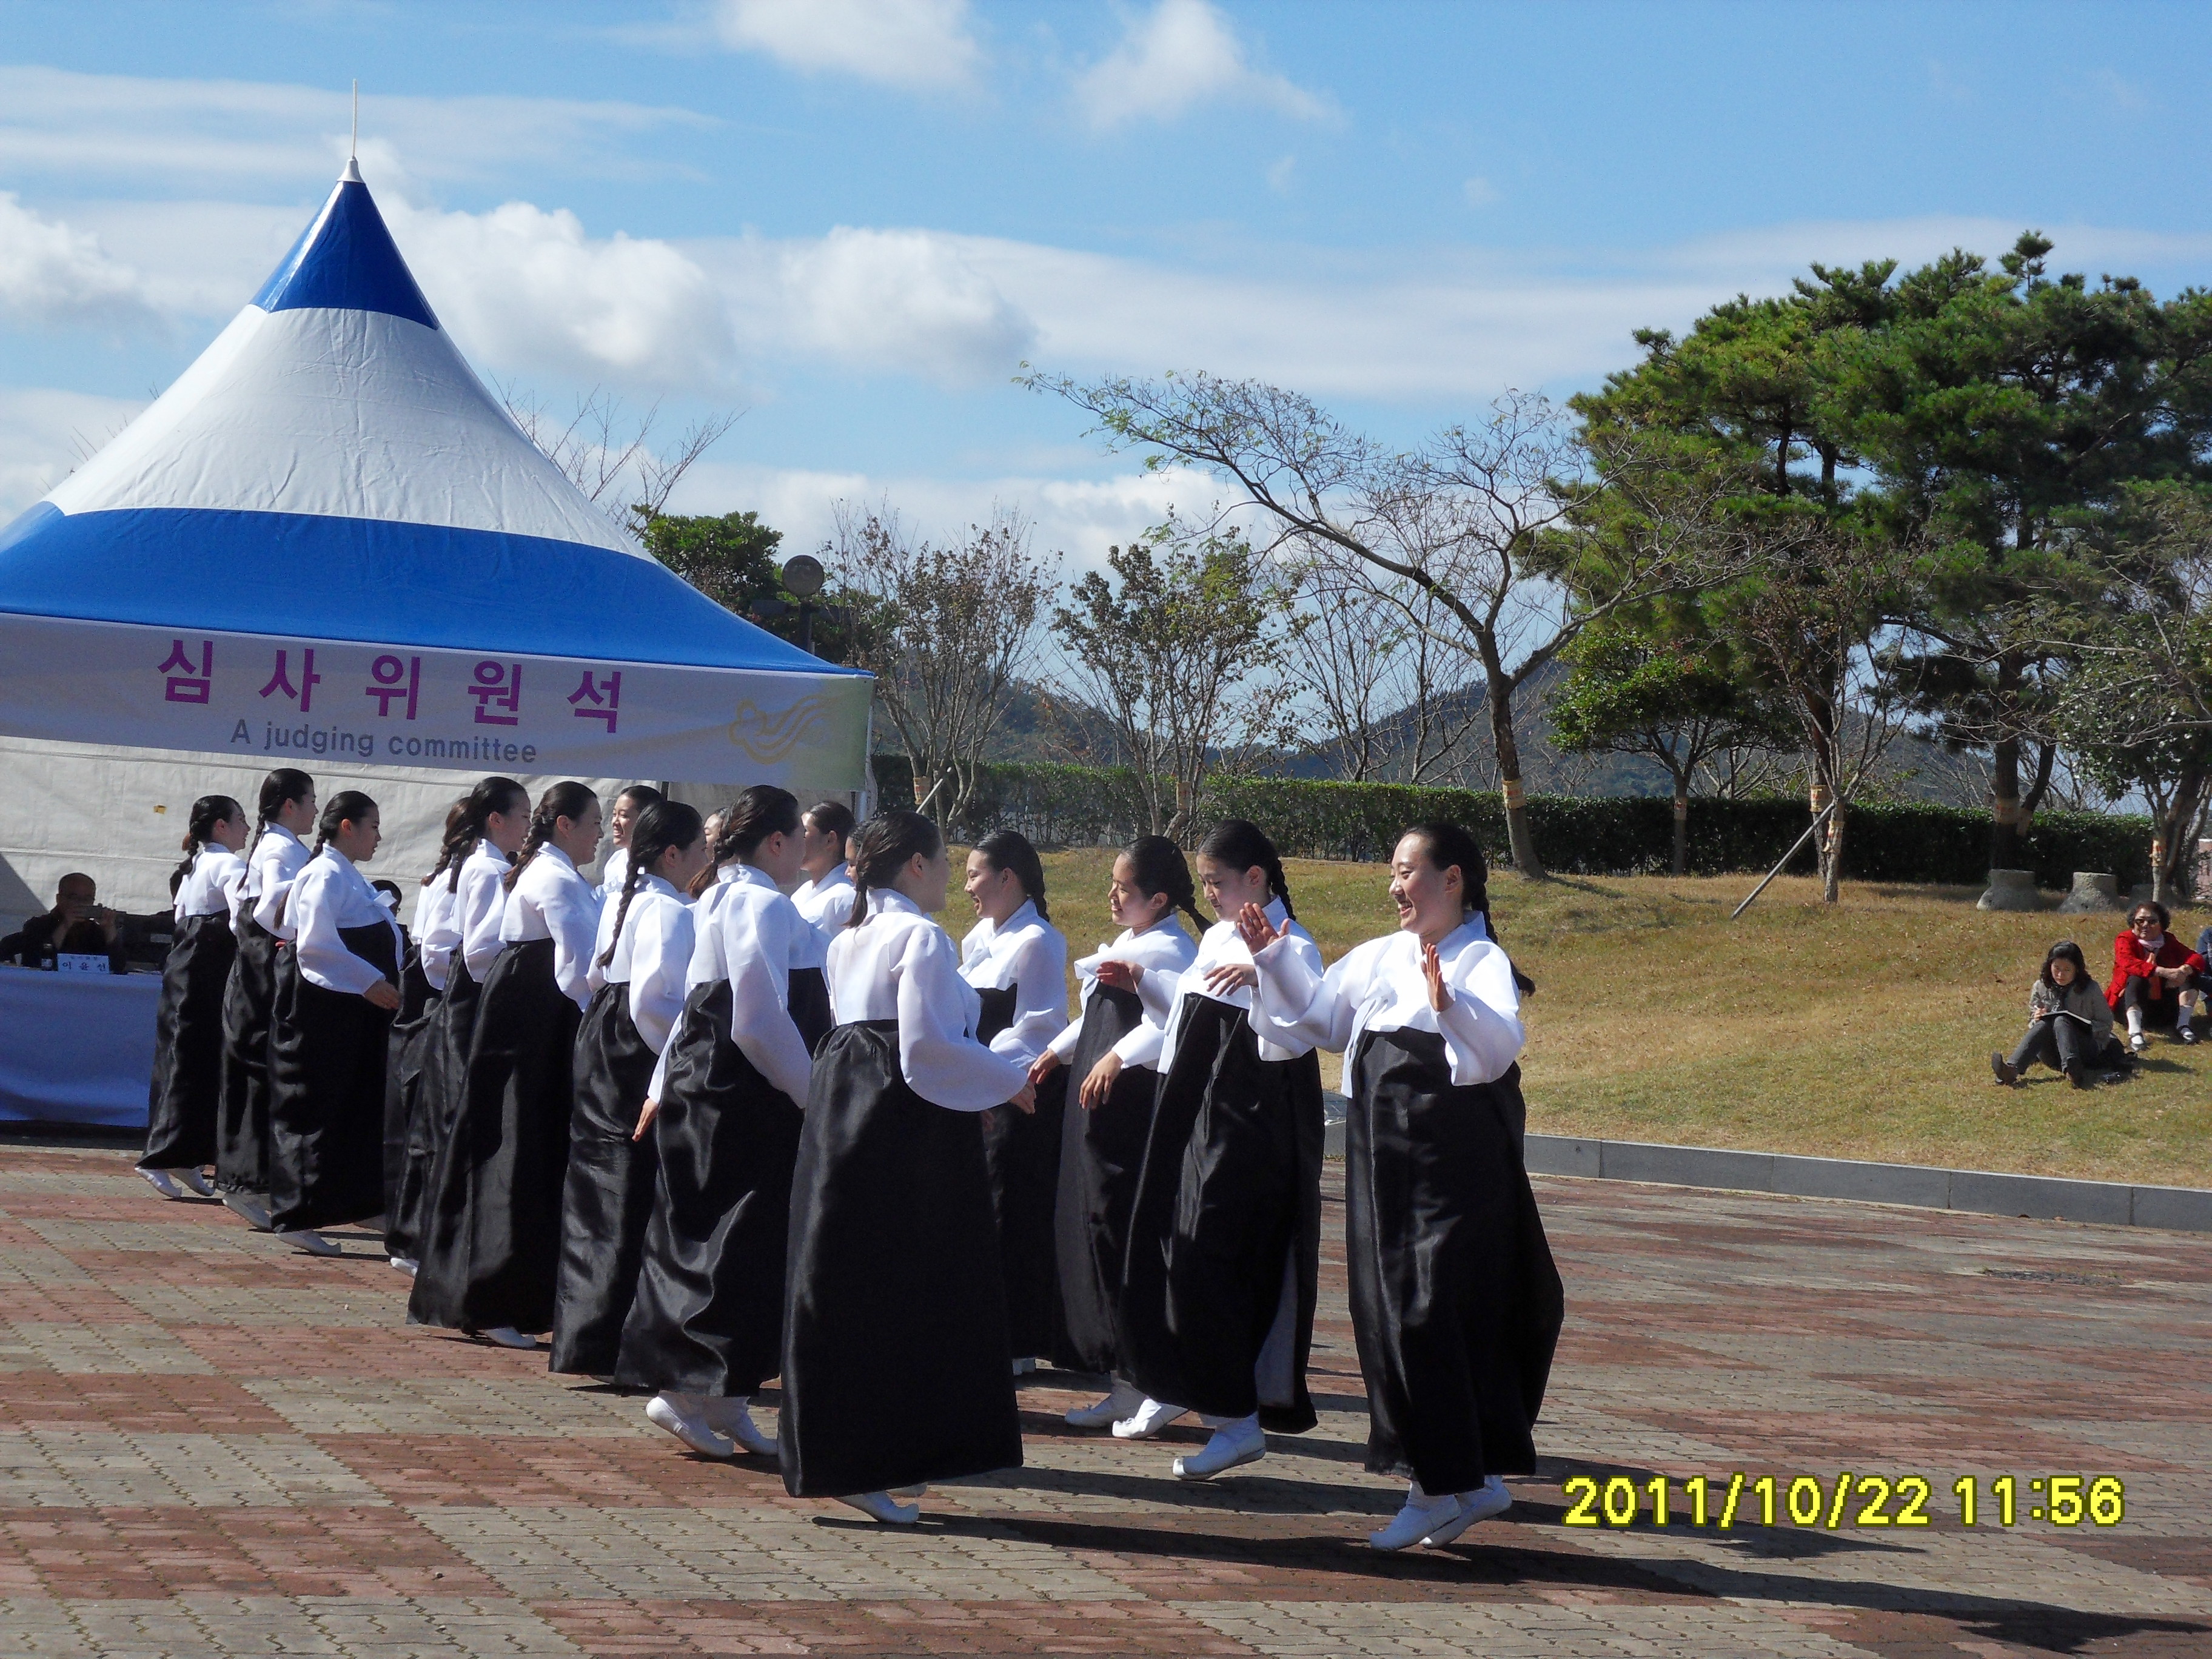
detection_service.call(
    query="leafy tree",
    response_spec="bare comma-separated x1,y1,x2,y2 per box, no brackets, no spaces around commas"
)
834,504,1057,828
639,510,854,660
1551,616,1794,874
1051,523,1287,839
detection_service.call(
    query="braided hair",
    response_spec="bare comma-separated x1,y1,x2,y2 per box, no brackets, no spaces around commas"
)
714,785,802,868
446,776,529,893
804,799,856,861
1124,834,1205,933
170,794,244,897
598,800,706,968
311,790,378,859
1199,819,1295,919
249,768,314,856
504,782,600,893
973,830,1048,922
1403,820,1534,995
422,796,470,887
846,809,943,928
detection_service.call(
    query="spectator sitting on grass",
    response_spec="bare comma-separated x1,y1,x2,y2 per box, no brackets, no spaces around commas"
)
1992,942,2127,1091
2109,902,2206,1054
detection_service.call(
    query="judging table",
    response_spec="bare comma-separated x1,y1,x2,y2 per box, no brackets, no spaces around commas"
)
0,966,158,1128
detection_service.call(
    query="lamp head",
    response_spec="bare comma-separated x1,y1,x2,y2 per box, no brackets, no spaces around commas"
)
781,554,826,600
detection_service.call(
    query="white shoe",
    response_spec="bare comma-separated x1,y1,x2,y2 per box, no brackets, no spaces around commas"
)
1111,1396,1189,1439
388,1256,418,1276
645,1393,733,1458
177,1168,216,1198
1371,1489,1460,1552
137,1168,186,1201
1065,1379,1147,1430
2131,1031,2150,1054
476,1326,539,1351
888,1483,928,1498
274,1227,341,1257
1423,1475,1512,1546
703,1398,776,1458
1173,1416,1266,1481
836,1490,919,1524
221,1192,273,1231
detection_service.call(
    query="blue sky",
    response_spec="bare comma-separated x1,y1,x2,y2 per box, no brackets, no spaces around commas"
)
5,0,2211,562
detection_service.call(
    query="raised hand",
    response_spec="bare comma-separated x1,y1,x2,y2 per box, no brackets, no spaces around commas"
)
1202,961,1258,996
1233,901,1281,956
1421,940,1449,1013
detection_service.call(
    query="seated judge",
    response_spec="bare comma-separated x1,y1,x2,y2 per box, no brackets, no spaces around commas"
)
0,873,130,973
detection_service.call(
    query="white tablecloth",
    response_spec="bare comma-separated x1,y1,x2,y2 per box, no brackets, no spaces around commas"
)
0,966,159,1127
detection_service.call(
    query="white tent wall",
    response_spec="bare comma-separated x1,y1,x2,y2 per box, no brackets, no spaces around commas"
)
0,734,632,930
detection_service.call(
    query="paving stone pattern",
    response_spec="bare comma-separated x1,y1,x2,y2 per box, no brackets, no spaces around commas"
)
0,1142,2205,1657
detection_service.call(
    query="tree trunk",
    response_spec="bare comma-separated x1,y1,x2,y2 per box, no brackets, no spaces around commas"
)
1988,655,2025,870
1481,645,1545,879
1823,800,1846,905
1671,777,1690,877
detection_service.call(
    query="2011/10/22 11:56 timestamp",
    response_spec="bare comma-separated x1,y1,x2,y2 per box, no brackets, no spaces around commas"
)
1562,1473,2127,1529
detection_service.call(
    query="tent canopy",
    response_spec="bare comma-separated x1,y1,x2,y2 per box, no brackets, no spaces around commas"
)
0,161,869,789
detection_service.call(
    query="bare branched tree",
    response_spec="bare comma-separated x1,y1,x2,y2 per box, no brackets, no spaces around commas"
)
1279,557,1481,785
500,384,739,535
1027,371,1723,876
834,502,1058,830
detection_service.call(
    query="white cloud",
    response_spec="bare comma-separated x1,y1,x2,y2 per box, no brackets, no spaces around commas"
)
711,0,981,91
666,457,1206,574
0,385,148,520
1074,0,1330,131
0,65,712,188
384,198,738,388
0,193,161,330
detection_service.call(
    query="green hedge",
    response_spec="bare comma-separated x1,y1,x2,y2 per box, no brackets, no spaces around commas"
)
868,756,2154,888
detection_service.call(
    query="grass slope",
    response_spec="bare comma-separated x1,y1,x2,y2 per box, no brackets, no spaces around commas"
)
1013,850,2211,1190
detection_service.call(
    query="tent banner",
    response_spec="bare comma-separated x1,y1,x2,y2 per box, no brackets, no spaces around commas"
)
0,612,873,789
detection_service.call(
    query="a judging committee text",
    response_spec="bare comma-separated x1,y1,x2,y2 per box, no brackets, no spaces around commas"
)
1563,1473,2125,1529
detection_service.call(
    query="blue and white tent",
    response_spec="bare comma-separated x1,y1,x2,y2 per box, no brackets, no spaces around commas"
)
0,160,870,790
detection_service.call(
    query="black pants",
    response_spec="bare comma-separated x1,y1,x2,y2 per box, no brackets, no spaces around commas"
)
2008,1017,2122,1074
2116,974,2200,1028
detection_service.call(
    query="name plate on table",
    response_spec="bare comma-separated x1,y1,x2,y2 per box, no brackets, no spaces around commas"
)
53,954,112,975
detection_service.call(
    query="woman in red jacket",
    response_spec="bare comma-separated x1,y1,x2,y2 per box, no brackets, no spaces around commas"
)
2108,902,2207,1054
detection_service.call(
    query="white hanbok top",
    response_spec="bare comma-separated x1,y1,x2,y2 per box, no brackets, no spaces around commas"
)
1044,916,1198,1071
242,825,310,939
498,845,602,1010
1159,899,1322,1067
454,840,512,983
591,873,694,1054
1251,914,1523,1088
958,900,1070,1067
793,865,856,965
290,846,403,996
598,845,629,903
827,888,1030,1112
412,876,457,992
174,846,247,925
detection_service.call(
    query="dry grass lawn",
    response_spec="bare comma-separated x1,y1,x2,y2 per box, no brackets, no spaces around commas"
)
1003,848,2212,1191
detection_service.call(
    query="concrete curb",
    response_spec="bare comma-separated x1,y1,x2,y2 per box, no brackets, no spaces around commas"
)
1318,1094,2212,1234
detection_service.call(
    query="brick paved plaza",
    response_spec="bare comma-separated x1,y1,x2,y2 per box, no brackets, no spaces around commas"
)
0,1139,2205,1658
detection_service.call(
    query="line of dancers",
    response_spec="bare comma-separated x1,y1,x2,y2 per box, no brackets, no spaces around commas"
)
139,768,1563,1549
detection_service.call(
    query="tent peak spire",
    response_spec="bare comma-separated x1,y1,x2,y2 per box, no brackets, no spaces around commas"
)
348,79,358,173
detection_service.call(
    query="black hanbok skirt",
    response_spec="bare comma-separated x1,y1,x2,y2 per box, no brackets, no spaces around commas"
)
267,923,397,1232
617,979,803,1396
787,965,833,1055
1346,1030,1563,1493
215,919,282,1194
973,985,1071,1364
1052,984,1153,1375
550,980,663,1376
395,959,479,1263
408,939,580,1335
141,913,238,1172
779,1019,1021,1497
380,943,441,1259
1119,994,1324,1433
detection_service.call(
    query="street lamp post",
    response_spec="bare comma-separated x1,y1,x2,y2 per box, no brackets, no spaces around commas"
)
752,554,839,657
